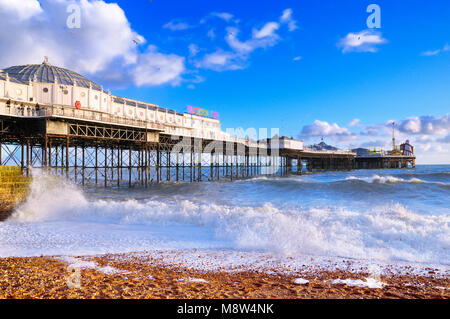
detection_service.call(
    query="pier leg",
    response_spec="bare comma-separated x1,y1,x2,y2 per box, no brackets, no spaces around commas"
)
95,146,98,185
105,147,108,188
65,137,69,179
129,146,132,187
117,146,120,187
82,145,85,186
157,147,160,183
74,145,77,183
198,152,202,182
190,151,193,182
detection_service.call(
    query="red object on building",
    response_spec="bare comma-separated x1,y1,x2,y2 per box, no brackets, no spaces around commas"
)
75,101,81,110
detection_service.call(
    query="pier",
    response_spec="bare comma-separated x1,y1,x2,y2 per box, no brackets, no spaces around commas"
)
0,98,358,186
0,60,414,187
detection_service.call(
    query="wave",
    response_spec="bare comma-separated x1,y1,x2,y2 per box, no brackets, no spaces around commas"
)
345,175,448,186
1,173,448,266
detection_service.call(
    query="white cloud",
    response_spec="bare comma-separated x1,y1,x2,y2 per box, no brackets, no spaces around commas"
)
0,0,42,20
195,9,294,73
163,20,192,31
437,134,450,144
226,26,279,54
131,48,185,87
252,22,280,39
349,118,361,127
298,120,356,142
0,0,185,88
421,50,441,56
188,44,199,57
195,50,243,71
225,27,256,53
338,30,387,53
211,12,234,22
280,8,298,31
397,115,450,135
196,23,281,71
0,0,142,73
293,56,302,61
421,43,450,56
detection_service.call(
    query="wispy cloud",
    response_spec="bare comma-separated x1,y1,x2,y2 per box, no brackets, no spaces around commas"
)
338,30,387,53
280,8,298,31
163,20,192,31
252,22,280,39
349,118,361,127
194,9,296,72
194,50,243,71
293,56,302,61
188,44,199,57
210,12,234,22
421,43,449,56
226,24,280,54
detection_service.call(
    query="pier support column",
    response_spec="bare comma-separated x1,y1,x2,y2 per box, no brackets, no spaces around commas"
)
129,146,132,187
65,137,69,179
104,147,108,188
95,146,98,185
82,145,85,186
198,151,202,182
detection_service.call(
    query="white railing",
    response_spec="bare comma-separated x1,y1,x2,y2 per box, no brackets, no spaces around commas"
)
0,99,164,131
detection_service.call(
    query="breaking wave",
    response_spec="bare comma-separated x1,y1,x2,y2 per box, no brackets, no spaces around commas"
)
1,172,448,266
345,175,448,186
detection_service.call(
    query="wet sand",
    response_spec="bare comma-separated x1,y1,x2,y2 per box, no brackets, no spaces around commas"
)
0,252,448,299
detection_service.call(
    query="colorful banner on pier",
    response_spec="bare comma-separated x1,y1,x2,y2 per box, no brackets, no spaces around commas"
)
187,105,219,120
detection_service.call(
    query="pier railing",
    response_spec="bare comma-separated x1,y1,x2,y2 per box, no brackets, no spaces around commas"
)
0,99,164,131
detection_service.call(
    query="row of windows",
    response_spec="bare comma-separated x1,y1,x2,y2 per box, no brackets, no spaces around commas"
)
40,87,107,102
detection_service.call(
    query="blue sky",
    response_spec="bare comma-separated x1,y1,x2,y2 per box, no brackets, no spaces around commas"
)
0,0,449,163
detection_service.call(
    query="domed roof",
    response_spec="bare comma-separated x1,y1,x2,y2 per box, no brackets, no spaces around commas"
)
0,57,102,91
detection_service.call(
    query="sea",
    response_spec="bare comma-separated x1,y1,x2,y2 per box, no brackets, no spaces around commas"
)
0,165,449,272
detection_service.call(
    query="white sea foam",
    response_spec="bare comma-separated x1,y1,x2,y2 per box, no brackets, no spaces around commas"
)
345,175,446,185
330,277,385,289
0,172,449,272
58,256,123,275
294,278,309,285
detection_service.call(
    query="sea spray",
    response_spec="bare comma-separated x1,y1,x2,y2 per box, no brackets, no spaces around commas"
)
10,169,88,222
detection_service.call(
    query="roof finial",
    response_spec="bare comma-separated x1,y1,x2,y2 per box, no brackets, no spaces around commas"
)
43,56,50,65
